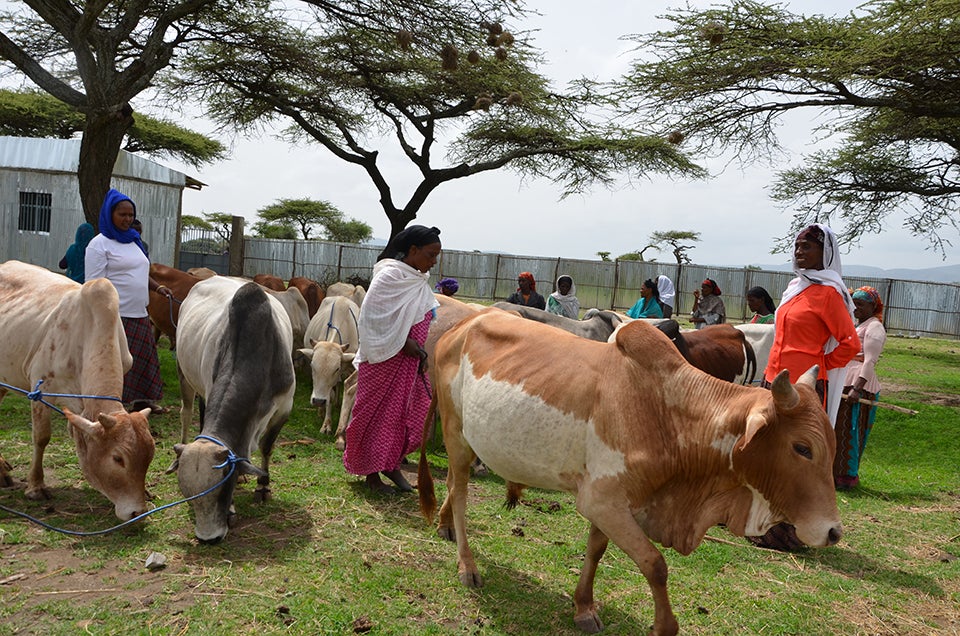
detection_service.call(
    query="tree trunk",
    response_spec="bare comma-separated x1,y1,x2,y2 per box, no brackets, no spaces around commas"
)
78,110,134,229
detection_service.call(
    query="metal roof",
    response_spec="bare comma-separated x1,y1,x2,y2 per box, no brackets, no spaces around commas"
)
0,136,203,189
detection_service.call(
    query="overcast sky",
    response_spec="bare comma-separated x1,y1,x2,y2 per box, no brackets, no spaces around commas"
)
161,0,958,271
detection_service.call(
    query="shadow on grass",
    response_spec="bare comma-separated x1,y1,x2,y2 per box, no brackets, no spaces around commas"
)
802,545,946,597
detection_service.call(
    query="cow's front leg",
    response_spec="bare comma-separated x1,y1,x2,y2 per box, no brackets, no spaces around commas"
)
26,403,52,500
318,387,334,435
573,522,610,633
577,486,679,636
333,371,357,452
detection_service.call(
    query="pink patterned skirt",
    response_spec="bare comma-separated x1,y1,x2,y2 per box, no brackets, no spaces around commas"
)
343,314,432,476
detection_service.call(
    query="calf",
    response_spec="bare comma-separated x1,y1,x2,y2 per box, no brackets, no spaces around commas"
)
420,312,841,635
173,277,295,543
0,261,154,520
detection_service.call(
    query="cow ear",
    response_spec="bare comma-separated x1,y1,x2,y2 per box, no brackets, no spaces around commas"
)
294,348,312,363
237,461,268,479
339,343,349,353
309,338,319,347
174,443,185,458
739,411,769,450
138,407,152,418
770,369,800,410
342,352,356,364
798,365,819,389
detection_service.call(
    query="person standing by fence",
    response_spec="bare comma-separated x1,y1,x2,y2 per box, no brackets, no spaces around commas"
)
506,272,546,309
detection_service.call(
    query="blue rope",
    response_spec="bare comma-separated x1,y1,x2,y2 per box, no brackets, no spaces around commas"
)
0,435,249,537
0,379,123,416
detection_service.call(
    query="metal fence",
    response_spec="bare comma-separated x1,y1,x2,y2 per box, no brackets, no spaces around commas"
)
237,236,960,340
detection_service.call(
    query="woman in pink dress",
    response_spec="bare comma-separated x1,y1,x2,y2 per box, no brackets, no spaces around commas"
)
343,225,442,494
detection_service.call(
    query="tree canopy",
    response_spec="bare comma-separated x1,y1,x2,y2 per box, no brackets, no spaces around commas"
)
255,198,373,243
617,0,960,256
0,89,227,168
650,230,700,264
169,2,705,240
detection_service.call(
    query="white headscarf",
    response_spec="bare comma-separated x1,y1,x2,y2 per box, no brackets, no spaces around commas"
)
355,259,439,365
548,274,580,319
777,223,855,426
656,275,675,307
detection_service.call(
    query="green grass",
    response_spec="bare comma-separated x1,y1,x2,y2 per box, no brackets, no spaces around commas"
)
0,336,958,635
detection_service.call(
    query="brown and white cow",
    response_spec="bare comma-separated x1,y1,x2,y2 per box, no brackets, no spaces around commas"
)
0,260,155,520
147,263,204,348
419,311,842,635
734,323,776,385
252,273,285,291
173,276,295,543
296,295,360,438
288,276,325,318
675,323,757,384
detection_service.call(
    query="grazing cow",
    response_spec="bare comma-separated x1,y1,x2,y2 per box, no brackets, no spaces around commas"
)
674,323,757,384
419,311,842,635
173,277,295,543
288,276,325,318
492,303,625,342
147,263,204,348
325,281,366,308
296,295,360,436
0,260,155,520
252,273,285,291
734,323,776,385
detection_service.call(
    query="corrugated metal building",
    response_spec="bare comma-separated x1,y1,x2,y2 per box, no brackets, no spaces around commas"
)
0,136,201,269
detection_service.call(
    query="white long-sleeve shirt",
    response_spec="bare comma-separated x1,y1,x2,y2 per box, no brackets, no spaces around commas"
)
85,234,150,318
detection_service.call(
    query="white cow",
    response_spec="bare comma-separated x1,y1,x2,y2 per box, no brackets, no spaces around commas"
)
0,260,154,520
296,295,360,437
173,276,296,543
262,284,310,357
734,323,776,385
325,282,366,308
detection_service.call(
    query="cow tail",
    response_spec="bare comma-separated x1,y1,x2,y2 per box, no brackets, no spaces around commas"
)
418,392,439,525
743,340,757,385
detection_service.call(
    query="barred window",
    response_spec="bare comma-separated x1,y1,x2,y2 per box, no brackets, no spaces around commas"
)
18,191,52,233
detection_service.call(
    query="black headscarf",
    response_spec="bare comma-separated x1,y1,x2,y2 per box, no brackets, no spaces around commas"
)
378,225,441,261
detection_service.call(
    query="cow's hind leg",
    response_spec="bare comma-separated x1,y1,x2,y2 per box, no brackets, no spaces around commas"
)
576,489,679,636
440,431,481,587
26,404,52,500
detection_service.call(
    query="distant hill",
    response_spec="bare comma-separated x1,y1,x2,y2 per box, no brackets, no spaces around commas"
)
753,263,960,284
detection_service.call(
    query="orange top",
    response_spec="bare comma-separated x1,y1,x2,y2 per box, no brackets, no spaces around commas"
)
764,284,859,384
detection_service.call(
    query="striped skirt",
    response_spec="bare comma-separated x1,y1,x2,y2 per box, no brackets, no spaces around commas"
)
834,387,879,480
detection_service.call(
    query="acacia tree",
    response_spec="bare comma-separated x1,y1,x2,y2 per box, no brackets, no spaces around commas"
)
650,230,700,265
0,0,242,225
255,198,372,242
170,3,705,240
617,0,960,255
0,89,226,168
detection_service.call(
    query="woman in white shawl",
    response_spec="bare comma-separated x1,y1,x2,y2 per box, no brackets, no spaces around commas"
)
343,225,442,494
751,223,858,551
546,274,580,319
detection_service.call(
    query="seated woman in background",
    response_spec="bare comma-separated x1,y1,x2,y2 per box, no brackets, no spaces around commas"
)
626,278,664,319
691,278,725,329
546,274,580,319
746,286,776,324
505,272,546,309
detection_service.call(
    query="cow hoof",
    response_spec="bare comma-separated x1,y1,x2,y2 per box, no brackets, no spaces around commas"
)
227,512,238,528
437,526,456,542
458,571,483,588
574,612,604,634
319,423,332,435
24,486,51,501
253,487,271,503
334,437,346,452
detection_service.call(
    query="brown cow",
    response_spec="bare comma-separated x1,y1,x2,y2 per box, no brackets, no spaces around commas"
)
288,276,325,318
0,261,155,520
148,264,204,349
674,324,757,383
419,312,841,635
253,273,285,291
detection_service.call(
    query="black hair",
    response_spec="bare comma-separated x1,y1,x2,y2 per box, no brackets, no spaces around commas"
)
378,225,441,261
746,286,777,315
643,278,661,302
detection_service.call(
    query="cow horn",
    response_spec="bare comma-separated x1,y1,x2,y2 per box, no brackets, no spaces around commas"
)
770,368,800,410
798,365,819,389
97,412,118,430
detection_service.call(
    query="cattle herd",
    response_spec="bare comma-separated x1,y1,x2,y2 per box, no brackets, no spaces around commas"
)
1,259,838,635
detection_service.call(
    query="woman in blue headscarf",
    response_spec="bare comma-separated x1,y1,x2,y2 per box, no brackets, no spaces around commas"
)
85,188,173,412
59,222,95,283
